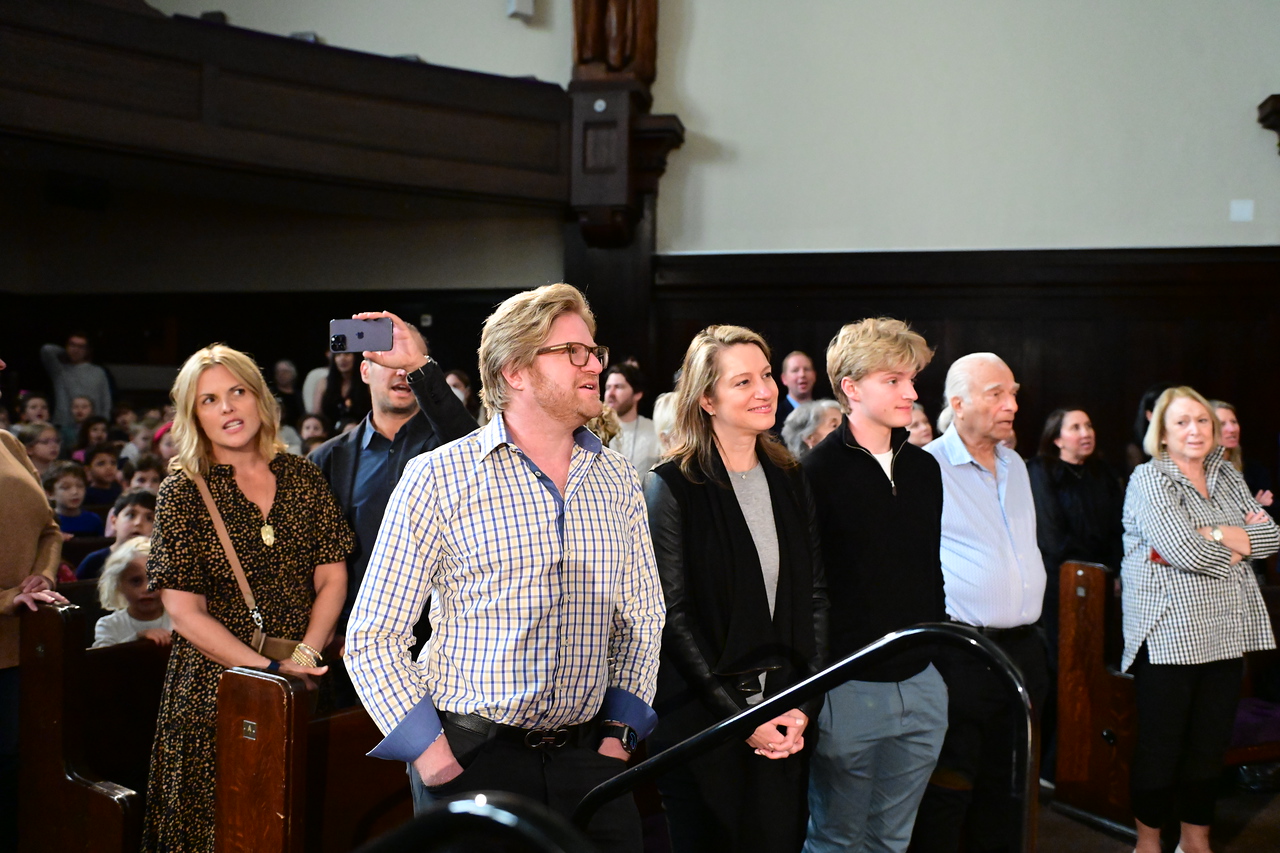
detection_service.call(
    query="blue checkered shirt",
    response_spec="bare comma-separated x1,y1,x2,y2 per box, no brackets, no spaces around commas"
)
346,414,665,762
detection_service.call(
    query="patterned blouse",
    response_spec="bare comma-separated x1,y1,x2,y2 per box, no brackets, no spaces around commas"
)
1121,447,1278,670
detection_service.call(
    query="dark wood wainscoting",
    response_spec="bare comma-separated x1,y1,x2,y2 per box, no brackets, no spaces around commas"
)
650,247,1280,471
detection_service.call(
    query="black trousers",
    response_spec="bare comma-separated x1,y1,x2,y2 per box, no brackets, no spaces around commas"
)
410,717,642,853
908,627,1050,853
1130,645,1244,829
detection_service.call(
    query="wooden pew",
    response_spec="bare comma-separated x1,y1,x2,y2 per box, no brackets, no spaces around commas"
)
215,667,413,853
19,603,169,853
1055,561,1280,830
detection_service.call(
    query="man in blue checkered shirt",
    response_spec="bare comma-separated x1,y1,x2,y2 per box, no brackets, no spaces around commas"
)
346,283,665,850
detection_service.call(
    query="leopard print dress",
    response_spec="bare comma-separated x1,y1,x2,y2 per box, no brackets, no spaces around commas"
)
141,453,353,853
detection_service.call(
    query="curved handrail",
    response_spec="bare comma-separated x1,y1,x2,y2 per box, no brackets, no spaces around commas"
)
573,622,1037,852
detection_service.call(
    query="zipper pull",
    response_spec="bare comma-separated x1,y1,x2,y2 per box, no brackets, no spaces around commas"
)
891,479,897,497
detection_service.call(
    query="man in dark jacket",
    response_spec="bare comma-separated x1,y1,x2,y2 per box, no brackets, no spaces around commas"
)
801,318,947,853
309,311,478,642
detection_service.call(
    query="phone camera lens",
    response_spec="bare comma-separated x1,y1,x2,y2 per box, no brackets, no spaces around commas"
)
330,334,347,351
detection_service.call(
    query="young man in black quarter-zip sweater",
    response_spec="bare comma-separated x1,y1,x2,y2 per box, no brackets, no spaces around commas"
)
800,318,948,853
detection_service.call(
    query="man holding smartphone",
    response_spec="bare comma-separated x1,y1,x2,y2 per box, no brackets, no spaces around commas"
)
309,311,477,648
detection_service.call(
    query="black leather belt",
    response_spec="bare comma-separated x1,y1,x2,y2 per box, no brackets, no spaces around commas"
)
955,622,1037,641
440,710,599,749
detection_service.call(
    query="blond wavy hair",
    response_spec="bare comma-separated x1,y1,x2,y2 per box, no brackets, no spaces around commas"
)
169,344,285,477
826,318,933,414
666,325,795,483
478,283,596,415
99,537,152,611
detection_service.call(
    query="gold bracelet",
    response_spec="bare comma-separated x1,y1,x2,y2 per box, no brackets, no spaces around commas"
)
291,642,323,668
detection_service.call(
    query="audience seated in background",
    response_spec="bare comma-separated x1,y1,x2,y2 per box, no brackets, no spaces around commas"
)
446,367,486,425
16,393,50,427
272,359,305,430
780,399,841,460
319,351,371,429
774,350,818,431
119,422,152,463
82,443,123,505
152,421,176,470
298,413,330,444
121,453,165,494
907,402,934,447
301,436,326,457
110,401,137,442
91,536,171,649
603,363,661,475
301,350,332,415
13,422,60,479
650,391,677,454
70,415,110,463
42,459,104,538
76,490,156,580
62,396,96,450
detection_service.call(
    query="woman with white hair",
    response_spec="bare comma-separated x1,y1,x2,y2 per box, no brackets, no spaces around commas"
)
1122,386,1277,853
143,344,353,853
781,399,841,460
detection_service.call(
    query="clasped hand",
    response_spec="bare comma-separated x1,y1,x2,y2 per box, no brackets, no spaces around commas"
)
746,708,808,759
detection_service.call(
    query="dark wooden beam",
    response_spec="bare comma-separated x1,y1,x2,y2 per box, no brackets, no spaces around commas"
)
0,0,572,205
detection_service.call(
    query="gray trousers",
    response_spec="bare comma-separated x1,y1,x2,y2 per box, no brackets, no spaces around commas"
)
805,664,949,853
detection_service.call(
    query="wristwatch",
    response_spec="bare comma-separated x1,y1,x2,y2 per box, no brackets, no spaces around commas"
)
1211,526,1224,543
406,356,438,384
600,722,638,755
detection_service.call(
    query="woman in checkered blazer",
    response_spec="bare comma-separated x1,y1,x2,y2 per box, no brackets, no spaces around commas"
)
1121,386,1278,853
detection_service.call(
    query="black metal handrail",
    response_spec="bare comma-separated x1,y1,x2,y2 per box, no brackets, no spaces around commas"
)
573,622,1037,853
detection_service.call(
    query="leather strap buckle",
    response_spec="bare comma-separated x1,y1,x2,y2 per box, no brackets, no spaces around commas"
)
523,727,570,748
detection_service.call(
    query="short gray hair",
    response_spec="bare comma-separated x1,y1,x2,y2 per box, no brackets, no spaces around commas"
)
781,399,841,459
939,352,1008,431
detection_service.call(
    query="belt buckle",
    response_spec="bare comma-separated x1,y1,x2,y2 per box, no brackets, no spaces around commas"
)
524,727,570,749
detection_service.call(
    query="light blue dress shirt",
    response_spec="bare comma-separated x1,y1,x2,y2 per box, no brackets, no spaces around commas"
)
924,427,1045,628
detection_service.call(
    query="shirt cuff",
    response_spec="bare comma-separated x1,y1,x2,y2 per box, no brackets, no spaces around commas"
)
602,687,658,741
366,693,442,762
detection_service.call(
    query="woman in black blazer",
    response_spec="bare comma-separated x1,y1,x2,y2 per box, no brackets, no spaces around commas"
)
644,325,828,853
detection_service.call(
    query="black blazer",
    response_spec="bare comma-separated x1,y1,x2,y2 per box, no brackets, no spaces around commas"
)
309,359,478,516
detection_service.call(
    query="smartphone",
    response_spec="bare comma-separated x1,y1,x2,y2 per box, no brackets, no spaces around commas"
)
329,317,394,353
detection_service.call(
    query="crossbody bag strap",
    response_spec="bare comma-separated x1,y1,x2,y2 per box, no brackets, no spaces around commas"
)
190,471,265,631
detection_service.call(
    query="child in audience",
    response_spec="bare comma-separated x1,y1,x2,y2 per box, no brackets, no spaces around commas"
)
42,460,104,537
82,443,123,505
91,537,171,648
71,416,110,463
13,422,60,479
77,490,156,580
17,393,50,426
62,395,95,449
152,421,176,469
119,422,151,463
120,453,165,493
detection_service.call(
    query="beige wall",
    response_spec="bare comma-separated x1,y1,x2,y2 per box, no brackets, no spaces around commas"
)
652,1,1280,253
146,1,1280,257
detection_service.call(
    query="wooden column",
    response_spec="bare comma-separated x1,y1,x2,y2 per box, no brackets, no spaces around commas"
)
567,0,683,372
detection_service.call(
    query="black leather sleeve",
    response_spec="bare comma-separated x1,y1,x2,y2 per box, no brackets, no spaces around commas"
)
408,359,480,446
799,472,830,721
644,473,743,720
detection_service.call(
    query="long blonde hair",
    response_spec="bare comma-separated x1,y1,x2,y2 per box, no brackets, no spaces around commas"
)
169,344,285,477
666,325,795,483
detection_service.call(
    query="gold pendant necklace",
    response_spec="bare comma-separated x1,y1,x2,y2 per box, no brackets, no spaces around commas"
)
261,524,275,547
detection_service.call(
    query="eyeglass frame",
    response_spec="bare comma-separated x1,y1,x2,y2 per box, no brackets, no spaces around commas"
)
534,342,609,371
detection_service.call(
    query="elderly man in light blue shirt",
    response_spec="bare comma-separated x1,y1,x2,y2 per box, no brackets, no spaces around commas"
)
909,353,1050,853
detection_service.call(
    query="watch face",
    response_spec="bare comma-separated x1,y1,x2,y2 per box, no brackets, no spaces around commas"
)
624,729,638,752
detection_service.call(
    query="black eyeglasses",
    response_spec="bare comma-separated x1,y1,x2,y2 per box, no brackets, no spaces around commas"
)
535,342,609,370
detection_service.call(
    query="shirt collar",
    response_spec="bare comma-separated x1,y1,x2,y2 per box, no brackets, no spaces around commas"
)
935,425,1011,469
476,413,603,464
